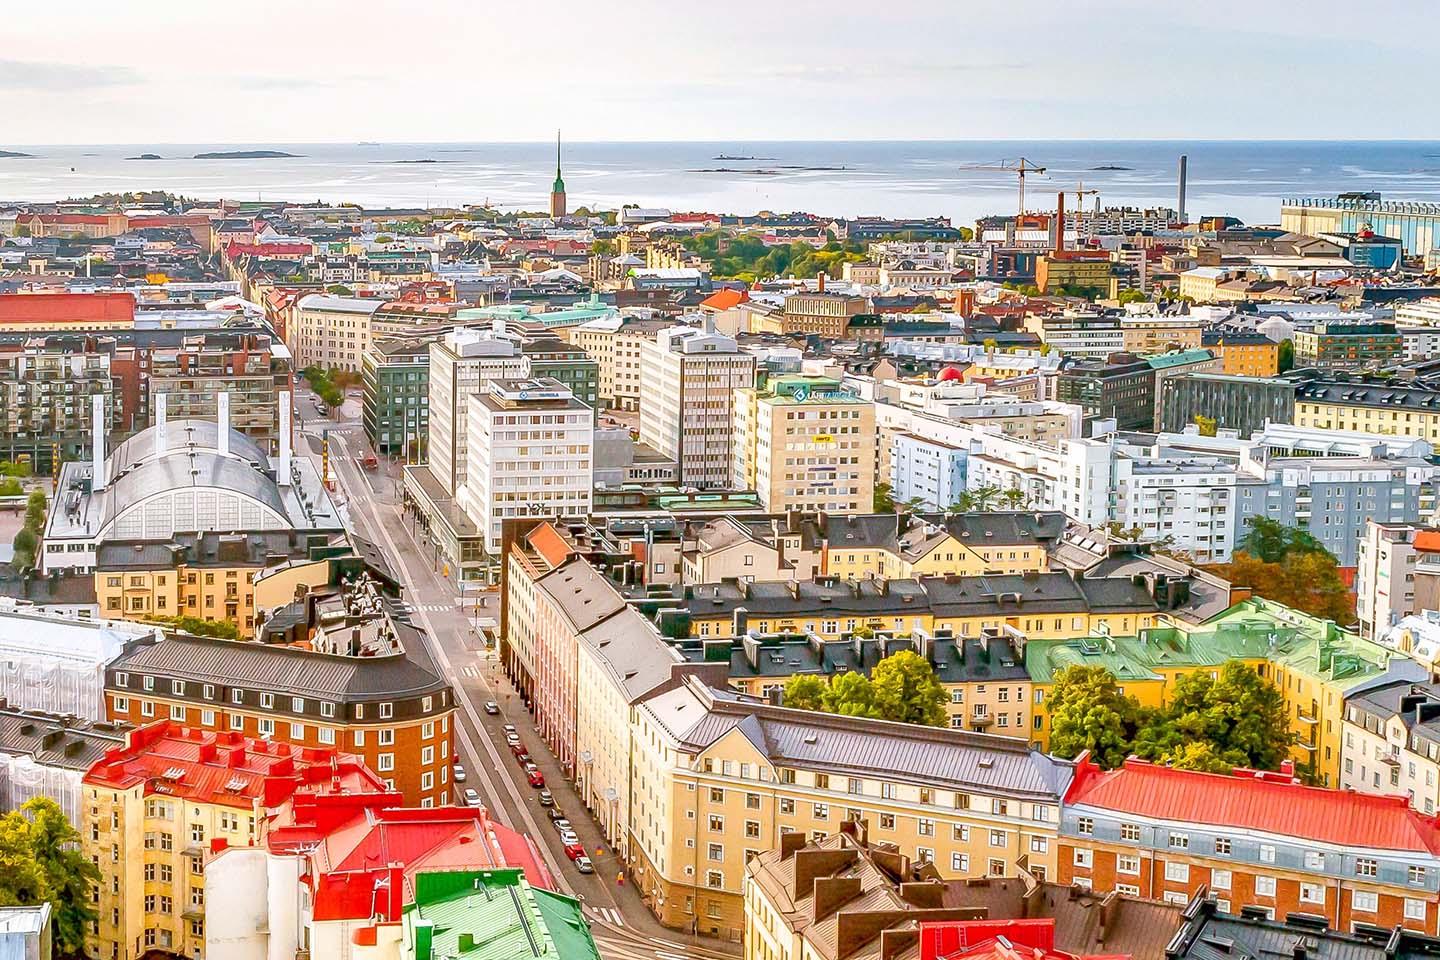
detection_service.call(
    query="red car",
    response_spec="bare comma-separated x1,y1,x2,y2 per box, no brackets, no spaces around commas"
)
564,841,585,860
525,764,545,788
510,742,528,758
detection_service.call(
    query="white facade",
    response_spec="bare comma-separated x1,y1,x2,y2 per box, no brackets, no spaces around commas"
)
890,433,968,511
425,328,528,497
457,379,593,555
0,606,151,721
1356,521,1420,641
638,327,756,489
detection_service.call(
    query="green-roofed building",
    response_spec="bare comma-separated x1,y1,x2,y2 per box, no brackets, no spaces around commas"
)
402,868,600,960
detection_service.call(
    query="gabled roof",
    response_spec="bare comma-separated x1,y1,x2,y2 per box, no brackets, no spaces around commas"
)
0,292,135,324
1065,756,1440,854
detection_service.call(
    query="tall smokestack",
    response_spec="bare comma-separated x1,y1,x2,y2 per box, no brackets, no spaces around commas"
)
1054,191,1066,255
817,271,826,293
91,394,107,490
277,390,292,485
154,393,168,460
217,392,230,458
1177,155,1188,225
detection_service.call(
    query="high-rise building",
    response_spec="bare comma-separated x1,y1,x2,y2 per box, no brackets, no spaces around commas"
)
457,378,593,556
638,326,756,489
733,374,876,515
424,328,528,498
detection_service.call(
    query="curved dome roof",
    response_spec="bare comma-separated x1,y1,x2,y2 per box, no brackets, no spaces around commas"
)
103,453,289,530
109,419,271,478
936,365,964,382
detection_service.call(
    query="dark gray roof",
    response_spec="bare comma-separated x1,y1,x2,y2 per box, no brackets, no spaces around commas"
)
0,708,129,772
106,453,289,525
643,679,1073,801
539,558,627,633
109,629,448,703
1166,898,1440,960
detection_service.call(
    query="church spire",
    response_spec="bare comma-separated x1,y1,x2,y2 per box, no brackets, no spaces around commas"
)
549,129,567,218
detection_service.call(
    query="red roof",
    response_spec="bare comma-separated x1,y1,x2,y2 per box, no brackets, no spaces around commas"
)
267,792,553,923
701,288,749,311
1414,531,1440,554
0,292,135,324
921,918,1128,960
937,365,965,382
1065,756,1440,854
225,242,313,260
35,213,116,225
83,720,379,809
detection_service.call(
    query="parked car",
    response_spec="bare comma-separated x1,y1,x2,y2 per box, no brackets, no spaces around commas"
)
537,790,554,807
484,701,500,715
552,819,572,834
525,765,545,788
574,855,593,874
463,789,481,807
559,830,580,847
452,765,466,783
513,751,531,766
547,807,567,822
502,724,517,735
564,841,585,860
505,732,521,747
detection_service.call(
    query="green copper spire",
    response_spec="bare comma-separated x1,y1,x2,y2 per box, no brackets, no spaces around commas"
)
552,130,565,194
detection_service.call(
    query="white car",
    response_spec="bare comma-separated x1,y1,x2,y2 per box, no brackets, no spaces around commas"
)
452,765,466,783
505,733,520,748
559,830,580,846
463,789,482,807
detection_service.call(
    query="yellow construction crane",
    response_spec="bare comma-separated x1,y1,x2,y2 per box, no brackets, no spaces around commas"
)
1070,183,1100,237
960,157,1048,216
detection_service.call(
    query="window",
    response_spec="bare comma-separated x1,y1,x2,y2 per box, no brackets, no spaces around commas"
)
1353,890,1379,912
1255,876,1277,898
814,804,829,820
1077,817,1093,836
709,787,724,803
114,697,129,712
1073,848,1093,868
1406,898,1427,921
708,815,724,832
705,871,723,889
878,813,895,829
1116,883,1140,897
745,821,760,839
989,830,1006,847
707,843,723,862
952,853,970,872
918,818,934,837
988,859,1005,877
1168,832,1189,850
1117,855,1139,874
1211,869,1231,890
1357,857,1378,878
259,693,273,709
1300,882,1325,905
1164,862,1189,883
953,824,970,842
379,702,394,719
378,729,395,746
1213,837,1231,856
258,719,273,736
1030,837,1048,854
1410,865,1428,886
1259,844,1276,863
1120,823,1140,842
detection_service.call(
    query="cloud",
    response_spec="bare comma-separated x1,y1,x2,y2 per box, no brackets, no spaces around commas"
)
0,59,140,92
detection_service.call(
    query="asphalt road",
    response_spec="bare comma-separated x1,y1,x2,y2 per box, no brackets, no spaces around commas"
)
294,386,738,960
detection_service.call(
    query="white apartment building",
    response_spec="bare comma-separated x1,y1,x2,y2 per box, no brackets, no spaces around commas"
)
1395,298,1440,327
638,326,756,489
567,316,668,411
426,327,528,497
1356,521,1421,641
290,294,383,371
457,379,593,555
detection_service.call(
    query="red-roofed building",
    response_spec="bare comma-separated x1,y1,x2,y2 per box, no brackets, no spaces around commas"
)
700,288,749,312
22,212,130,238
0,291,135,329
82,720,384,960
224,241,315,261
1060,755,1440,934
205,789,552,960
921,918,1129,960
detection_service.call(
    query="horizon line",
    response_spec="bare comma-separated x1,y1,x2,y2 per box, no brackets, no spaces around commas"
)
6,137,1440,148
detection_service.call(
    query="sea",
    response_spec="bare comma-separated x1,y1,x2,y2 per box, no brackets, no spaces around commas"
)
3,140,1440,227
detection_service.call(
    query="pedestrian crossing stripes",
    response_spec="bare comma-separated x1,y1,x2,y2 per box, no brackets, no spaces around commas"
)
586,906,624,927
460,665,481,678
397,603,453,613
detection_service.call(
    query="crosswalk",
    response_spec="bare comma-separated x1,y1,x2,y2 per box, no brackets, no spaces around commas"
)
460,665,481,678
396,603,454,614
586,906,625,927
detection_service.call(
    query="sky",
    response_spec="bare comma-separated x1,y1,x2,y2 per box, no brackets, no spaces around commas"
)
3,1,1436,144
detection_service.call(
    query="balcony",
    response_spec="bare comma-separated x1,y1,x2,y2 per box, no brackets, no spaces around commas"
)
970,711,993,728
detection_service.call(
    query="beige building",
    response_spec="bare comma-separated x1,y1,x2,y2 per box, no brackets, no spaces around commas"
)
680,516,821,585
733,375,876,515
1340,679,1440,816
567,316,669,411
628,677,1071,939
1120,315,1204,355
640,327,757,489
781,289,869,339
290,294,383,371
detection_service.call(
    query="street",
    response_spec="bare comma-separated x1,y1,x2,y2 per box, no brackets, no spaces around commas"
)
294,385,738,960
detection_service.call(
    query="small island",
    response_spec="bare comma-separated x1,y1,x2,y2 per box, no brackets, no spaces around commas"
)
125,154,165,161
0,150,35,159
1091,164,1132,171
193,150,301,159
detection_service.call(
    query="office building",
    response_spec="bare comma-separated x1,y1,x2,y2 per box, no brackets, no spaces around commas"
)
782,287,870,339
733,375,876,515
362,335,431,457
638,327,757,489
289,294,384,371
456,379,593,556
422,327,528,498
1355,521,1424,641
1054,354,1155,431
1292,321,1403,370
1158,373,1295,435
567,316,670,411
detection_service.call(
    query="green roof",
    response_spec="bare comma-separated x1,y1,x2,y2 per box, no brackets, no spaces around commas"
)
1145,349,1215,370
403,868,599,960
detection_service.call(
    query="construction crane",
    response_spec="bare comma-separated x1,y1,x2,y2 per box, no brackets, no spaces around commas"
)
959,158,1047,216
1069,182,1100,238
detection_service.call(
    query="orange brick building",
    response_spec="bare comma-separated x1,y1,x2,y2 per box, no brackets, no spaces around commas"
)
1059,757,1440,934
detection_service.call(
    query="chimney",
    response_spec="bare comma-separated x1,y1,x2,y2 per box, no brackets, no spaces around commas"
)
1054,191,1066,255
91,394,107,490
1177,155,1188,225
154,392,168,460
813,876,863,921
817,271,827,294
217,391,230,458
277,390,293,485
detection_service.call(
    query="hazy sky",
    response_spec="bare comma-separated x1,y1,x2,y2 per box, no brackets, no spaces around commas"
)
4,1,1435,144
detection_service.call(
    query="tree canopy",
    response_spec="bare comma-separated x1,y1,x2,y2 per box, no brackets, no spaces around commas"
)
0,798,98,955
782,651,948,727
1047,661,1293,774
1207,519,1354,622
1237,517,1329,564
680,232,869,282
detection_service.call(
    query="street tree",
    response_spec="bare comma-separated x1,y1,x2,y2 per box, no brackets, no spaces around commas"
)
870,651,947,726
1045,665,1141,769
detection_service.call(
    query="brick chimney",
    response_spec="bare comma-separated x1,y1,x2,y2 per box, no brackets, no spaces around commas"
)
1054,191,1066,255
818,271,827,293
